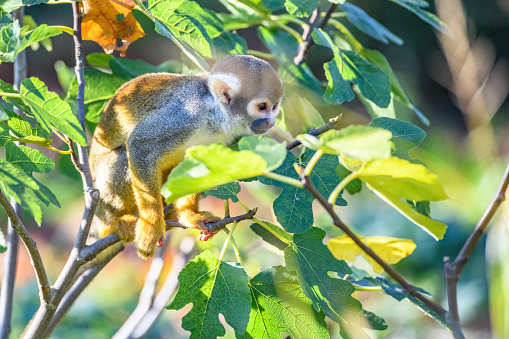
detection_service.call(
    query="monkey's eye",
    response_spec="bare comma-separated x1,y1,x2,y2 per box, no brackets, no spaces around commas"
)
258,102,267,111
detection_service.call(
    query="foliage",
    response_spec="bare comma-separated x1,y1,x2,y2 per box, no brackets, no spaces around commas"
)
0,0,470,338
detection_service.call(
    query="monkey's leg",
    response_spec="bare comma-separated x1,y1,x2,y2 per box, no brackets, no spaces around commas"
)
173,193,221,239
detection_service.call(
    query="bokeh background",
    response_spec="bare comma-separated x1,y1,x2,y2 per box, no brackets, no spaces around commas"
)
1,0,509,338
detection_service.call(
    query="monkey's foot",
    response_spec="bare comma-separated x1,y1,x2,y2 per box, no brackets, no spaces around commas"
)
134,224,166,259
198,230,218,241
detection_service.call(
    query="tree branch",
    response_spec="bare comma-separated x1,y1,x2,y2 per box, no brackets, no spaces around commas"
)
294,4,338,65
286,115,341,150
113,238,195,339
300,173,448,320
0,8,27,337
444,161,509,338
0,189,51,304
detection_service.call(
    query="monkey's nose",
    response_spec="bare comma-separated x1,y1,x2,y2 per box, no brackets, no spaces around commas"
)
250,117,275,134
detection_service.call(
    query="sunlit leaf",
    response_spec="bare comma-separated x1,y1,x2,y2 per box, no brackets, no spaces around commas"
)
328,235,417,273
205,182,241,202
238,136,287,172
250,221,292,251
20,77,87,146
285,227,361,323
5,142,54,174
167,250,251,338
237,266,329,339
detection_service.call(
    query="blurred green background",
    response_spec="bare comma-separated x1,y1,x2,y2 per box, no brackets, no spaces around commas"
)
0,0,508,338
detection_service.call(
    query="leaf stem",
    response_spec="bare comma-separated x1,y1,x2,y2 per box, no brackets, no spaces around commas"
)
262,171,304,188
247,50,275,60
303,149,323,177
222,228,242,265
329,171,358,205
251,217,292,246
218,221,238,262
0,92,21,98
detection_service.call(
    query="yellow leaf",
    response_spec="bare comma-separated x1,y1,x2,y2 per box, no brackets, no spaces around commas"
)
80,0,146,57
327,235,416,273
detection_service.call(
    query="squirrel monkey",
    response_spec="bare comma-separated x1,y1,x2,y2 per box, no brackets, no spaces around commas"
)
89,55,283,258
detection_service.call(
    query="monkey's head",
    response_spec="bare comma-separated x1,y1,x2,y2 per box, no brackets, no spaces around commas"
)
208,55,284,136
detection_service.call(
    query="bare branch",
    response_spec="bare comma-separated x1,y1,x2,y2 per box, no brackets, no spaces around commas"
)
294,4,338,65
114,238,195,339
300,173,448,320
165,208,257,232
0,8,27,337
443,161,509,338
286,115,341,150
43,243,125,338
0,189,51,304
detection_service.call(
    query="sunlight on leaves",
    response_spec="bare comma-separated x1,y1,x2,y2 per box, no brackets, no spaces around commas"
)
328,235,417,273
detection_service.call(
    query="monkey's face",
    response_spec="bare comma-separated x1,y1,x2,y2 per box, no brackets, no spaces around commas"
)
246,97,282,135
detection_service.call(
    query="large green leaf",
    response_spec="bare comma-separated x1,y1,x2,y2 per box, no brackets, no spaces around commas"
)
312,29,391,107
20,77,87,146
358,157,448,202
250,221,292,251
367,117,426,159
339,3,402,45
5,142,54,174
363,49,429,125
19,24,61,51
66,68,129,123
148,0,213,58
389,0,448,33
298,125,393,161
238,136,287,172
259,150,346,233
284,227,361,323
237,266,329,339
0,159,38,190
167,250,251,338
162,143,268,202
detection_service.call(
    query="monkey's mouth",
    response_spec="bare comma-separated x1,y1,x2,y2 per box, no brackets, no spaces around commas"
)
250,117,275,134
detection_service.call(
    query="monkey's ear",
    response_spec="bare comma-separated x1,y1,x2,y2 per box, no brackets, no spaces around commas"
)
208,74,241,105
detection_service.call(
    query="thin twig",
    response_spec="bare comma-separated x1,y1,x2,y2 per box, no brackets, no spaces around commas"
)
286,115,341,150
294,4,338,65
300,173,448,320
0,8,27,337
118,239,195,339
43,243,125,338
165,208,258,232
0,189,51,304
443,161,509,338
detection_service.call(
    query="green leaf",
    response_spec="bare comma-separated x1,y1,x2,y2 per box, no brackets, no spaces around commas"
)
259,150,346,233
372,189,447,239
238,266,329,339
257,26,298,65
0,106,9,121
262,0,285,11
162,143,268,202
339,3,402,45
167,250,251,338
0,10,13,28
32,177,60,208
20,77,87,146
367,117,426,159
312,29,391,107
176,1,247,55
285,0,319,17
389,0,449,34
148,0,213,58
249,221,292,251
0,20,20,62
86,52,115,68
0,227,6,253
362,49,429,125
361,310,388,331
13,185,43,225
0,159,39,190
0,0,22,13
205,182,241,202
5,142,54,173
358,157,447,202
66,68,129,124
0,79,32,117
285,227,361,323
308,125,393,160
19,24,61,51
238,136,287,172
0,123,11,146
22,0,48,5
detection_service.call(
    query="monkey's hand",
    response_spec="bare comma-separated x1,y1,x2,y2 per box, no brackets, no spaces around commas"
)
178,210,221,241
134,219,166,259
